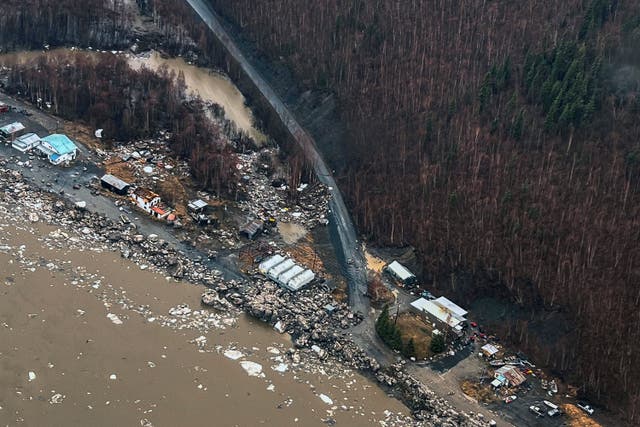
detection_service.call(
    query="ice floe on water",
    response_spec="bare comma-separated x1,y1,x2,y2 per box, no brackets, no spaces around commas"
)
224,349,244,360
106,313,123,325
271,362,289,373
319,394,333,405
239,360,264,377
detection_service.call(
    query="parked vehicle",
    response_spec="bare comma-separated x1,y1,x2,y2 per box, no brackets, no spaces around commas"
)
543,400,561,417
504,395,517,404
577,402,595,415
420,290,435,300
529,405,545,417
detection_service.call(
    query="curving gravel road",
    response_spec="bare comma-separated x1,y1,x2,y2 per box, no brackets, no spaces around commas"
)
184,0,370,313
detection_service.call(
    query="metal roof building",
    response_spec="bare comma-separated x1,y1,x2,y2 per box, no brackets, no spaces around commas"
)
258,254,285,274
286,269,315,291
0,121,25,137
12,133,40,152
481,343,499,357
433,296,468,318
267,258,295,281
188,199,208,211
385,260,417,285
100,174,131,195
278,265,304,285
410,297,466,336
39,134,78,165
258,254,315,292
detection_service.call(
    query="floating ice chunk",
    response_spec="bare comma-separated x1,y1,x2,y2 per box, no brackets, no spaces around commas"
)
49,393,65,404
28,371,36,382
274,321,286,334
272,363,289,373
319,394,333,405
239,361,264,377
224,350,244,360
267,384,275,392
109,374,117,380
106,313,123,325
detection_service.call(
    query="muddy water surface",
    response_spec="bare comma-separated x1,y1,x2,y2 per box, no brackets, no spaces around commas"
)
0,220,408,426
128,51,266,143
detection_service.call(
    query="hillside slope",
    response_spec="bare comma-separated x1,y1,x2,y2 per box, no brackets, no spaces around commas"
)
204,0,640,422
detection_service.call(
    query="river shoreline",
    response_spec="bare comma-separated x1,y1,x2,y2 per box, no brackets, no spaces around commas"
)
0,143,488,426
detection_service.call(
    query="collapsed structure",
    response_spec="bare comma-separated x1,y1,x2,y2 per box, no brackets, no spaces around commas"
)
258,254,315,292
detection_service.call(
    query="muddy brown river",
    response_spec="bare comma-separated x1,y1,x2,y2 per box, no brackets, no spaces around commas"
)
0,216,409,426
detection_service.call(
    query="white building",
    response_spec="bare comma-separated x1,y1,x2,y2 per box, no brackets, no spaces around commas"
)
410,296,467,337
258,254,316,292
258,254,285,274
130,187,161,214
286,269,315,291
385,260,416,285
37,134,78,165
12,133,41,152
267,258,295,282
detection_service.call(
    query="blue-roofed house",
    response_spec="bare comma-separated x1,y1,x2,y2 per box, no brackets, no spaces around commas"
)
38,134,79,165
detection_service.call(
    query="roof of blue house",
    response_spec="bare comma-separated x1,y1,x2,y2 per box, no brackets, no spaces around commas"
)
41,134,78,155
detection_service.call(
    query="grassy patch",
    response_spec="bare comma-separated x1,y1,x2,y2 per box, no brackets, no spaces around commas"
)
395,312,433,359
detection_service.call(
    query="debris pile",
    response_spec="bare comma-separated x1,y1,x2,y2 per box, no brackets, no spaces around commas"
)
235,151,331,229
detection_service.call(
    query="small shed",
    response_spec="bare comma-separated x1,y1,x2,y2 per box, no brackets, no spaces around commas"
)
481,343,500,358
240,219,264,240
100,174,131,195
0,121,26,140
385,260,417,286
188,199,208,212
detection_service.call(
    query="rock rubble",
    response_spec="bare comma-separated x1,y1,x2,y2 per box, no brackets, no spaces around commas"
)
0,163,489,426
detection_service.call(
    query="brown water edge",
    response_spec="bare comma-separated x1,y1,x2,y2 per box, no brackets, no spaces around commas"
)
0,48,266,144
127,51,267,143
0,222,409,426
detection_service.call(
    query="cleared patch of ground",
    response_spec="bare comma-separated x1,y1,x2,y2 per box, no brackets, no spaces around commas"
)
62,120,103,151
460,380,498,404
365,249,386,273
278,222,307,244
562,404,602,427
104,157,137,182
395,312,433,360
